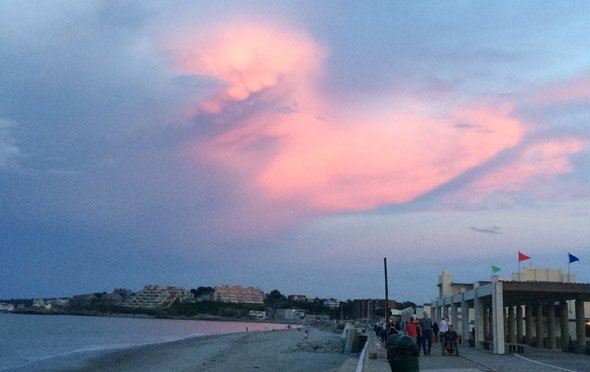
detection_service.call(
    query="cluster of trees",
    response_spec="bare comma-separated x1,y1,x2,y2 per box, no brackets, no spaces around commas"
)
190,286,214,299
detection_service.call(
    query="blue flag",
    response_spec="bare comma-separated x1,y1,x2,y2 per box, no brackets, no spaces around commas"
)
568,253,579,263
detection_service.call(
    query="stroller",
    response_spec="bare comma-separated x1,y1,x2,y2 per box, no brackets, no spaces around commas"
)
442,327,459,356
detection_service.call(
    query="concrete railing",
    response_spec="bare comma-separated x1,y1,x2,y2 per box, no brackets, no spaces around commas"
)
341,323,378,372
356,327,382,372
356,335,370,372
342,324,357,353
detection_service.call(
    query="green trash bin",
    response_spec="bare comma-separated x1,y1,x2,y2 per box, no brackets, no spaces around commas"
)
387,334,420,372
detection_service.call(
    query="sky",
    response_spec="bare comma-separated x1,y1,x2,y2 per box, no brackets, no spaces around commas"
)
1,1,589,304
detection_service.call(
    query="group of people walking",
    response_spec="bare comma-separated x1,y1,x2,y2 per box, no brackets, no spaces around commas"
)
377,312,462,357
404,313,456,356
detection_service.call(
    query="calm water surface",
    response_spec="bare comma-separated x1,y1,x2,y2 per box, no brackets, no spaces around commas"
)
0,313,286,370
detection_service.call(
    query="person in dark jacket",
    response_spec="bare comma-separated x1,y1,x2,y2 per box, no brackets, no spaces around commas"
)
419,312,433,356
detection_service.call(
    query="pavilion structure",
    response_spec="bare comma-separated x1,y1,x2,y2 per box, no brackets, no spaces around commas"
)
430,268,590,354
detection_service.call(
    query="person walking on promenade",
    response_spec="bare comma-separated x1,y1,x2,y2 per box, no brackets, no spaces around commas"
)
374,322,381,338
439,316,449,343
419,312,433,356
432,318,439,343
416,318,422,351
405,317,418,343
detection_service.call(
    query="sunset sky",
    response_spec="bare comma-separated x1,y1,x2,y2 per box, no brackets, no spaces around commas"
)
1,1,589,304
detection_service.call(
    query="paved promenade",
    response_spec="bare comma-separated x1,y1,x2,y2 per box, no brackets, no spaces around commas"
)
363,334,589,372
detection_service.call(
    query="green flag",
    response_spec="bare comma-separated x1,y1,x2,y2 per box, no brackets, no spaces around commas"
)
491,265,501,273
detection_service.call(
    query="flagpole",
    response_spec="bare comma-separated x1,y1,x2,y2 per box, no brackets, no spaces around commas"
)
567,253,579,282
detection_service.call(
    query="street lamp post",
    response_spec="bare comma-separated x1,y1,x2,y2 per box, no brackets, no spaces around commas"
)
384,257,390,335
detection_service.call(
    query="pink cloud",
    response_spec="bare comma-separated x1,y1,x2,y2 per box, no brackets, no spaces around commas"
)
169,21,546,230
166,21,325,115
465,138,584,196
251,104,524,212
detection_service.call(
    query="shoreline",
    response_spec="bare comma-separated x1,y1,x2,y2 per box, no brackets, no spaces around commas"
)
9,309,297,324
17,327,347,372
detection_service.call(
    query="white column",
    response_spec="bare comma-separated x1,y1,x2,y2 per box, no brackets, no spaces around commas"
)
525,304,534,345
516,305,523,344
450,301,458,327
484,307,490,339
504,307,509,342
461,295,470,342
509,306,517,344
535,302,544,348
560,300,569,352
575,299,586,353
491,277,505,354
547,302,556,350
474,290,484,349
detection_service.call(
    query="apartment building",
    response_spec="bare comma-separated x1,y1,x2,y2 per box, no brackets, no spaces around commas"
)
123,285,191,308
214,285,265,304
352,299,396,320
32,299,52,310
0,303,15,312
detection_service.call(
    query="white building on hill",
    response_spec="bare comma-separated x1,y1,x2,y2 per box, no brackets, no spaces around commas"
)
123,285,191,308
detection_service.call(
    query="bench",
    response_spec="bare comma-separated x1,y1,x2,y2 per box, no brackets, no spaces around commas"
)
506,343,527,353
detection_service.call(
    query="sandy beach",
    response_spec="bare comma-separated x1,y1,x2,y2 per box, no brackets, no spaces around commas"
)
38,328,348,372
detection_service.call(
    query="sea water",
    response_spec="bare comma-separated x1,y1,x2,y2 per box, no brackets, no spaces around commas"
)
0,313,286,370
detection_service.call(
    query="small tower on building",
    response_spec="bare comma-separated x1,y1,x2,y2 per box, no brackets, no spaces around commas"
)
438,268,452,298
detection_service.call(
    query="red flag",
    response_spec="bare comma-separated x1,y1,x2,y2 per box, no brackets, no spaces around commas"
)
518,251,530,262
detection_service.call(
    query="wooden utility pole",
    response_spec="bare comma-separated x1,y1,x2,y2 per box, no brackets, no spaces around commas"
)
384,257,389,335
